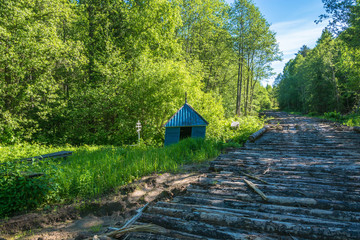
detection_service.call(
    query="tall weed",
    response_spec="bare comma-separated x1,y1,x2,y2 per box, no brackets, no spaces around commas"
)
0,115,265,217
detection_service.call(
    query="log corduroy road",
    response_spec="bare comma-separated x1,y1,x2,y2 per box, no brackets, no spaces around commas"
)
125,112,360,239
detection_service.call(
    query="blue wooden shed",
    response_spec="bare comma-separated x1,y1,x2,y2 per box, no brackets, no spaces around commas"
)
163,98,209,146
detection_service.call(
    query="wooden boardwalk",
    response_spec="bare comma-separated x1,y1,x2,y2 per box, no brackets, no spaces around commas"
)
128,112,360,239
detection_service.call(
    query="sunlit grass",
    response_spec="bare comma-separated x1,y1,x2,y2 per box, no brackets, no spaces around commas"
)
0,138,222,216
0,143,92,163
1,115,265,217
52,138,221,201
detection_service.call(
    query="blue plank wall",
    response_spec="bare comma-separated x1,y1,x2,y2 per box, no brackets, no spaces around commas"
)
191,126,206,138
164,128,180,146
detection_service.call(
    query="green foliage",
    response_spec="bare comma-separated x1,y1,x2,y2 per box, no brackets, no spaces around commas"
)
317,0,357,34
0,0,278,146
220,116,265,143
0,111,265,217
343,115,360,126
324,111,343,120
276,28,360,114
324,111,360,126
230,0,281,116
278,1,360,115
0,143,78,164
0,138,221,217
0,0,277,217
52,138,221,201
0,160,57,217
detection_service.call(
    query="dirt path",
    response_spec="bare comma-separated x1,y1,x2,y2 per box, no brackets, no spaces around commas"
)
125,112,360,239
0,163,209,240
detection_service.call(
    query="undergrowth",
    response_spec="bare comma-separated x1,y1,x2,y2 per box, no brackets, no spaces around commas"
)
323,111,360,127
283,110,360,127
0,116,264,217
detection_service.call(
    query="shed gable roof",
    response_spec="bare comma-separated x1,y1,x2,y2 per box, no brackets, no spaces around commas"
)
164,103,209,127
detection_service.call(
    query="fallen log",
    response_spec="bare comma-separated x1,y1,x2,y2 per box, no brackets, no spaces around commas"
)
128,228,221,240
141,208,360,240
191,179,360,201
224,200,360,222
107,224,167,239
151,202,357,227
1,172,44,178
173,196,360,223
140,212,277,240
248,126,269,142
193,208,360,240
236,193,360,211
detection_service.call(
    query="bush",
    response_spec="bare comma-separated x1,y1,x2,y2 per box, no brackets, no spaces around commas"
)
220,116,265,144
0,162,55,217
0,114,265,217
343,115,360,127
307,112,318,117
324,111,342,120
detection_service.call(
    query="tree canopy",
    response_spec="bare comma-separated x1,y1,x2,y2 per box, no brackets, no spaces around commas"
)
0,0,280,145
276,0,360,114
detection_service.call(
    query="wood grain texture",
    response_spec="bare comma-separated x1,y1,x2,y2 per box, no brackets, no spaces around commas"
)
127,112,360,239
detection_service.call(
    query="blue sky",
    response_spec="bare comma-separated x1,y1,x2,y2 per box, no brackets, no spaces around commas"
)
226,0,329,85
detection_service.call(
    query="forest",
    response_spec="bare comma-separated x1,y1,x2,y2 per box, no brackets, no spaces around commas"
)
0,0,281,217
0,0,281,146
1,0,360,237
275,0,360,125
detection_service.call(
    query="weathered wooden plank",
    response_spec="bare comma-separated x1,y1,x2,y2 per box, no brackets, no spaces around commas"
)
139,213,281,240
144,207,360,240
17,151,73,163
188,183,360,202
353,126,360,133
129,112,360,240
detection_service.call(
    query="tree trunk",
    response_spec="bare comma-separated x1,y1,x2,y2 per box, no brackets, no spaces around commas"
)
235,36,244,116
244,52,252,116
249,74,257,113
332,66,340,111
236,57,243,116
87,3,95,85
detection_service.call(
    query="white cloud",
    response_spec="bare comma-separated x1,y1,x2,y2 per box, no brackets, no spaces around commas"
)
263,19,328,86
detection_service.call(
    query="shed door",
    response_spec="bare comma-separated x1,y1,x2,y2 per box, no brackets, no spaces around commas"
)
164,128,180,146
191,126,206,138
180,127,192,140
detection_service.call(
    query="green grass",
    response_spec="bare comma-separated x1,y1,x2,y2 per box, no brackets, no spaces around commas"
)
221,116,265,143
0,143,85,163
0,138,222,217
308,111,360,127
0,115,265,217
52,138,222,201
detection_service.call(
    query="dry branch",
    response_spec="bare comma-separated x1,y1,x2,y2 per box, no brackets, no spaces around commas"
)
240,171,269,184
244,178,267,201
123,203,149,229
89,203,167,240
108,224,167,239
